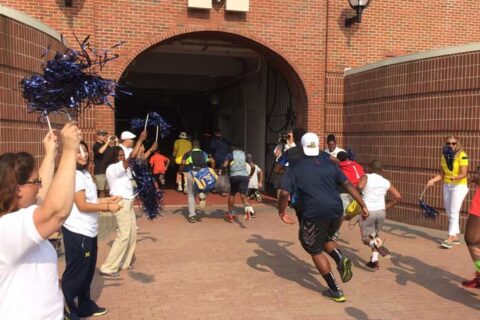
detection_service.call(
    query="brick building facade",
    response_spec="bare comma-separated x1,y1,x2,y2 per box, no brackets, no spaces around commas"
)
1,0,480,229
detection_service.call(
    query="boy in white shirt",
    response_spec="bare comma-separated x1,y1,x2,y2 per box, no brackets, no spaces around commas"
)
357,160,402,270
246,154,264,203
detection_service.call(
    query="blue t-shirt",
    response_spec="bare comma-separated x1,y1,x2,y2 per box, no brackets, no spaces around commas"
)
281,155,347,221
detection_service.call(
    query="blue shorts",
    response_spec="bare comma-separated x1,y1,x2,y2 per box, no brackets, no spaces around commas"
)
229,176,249,195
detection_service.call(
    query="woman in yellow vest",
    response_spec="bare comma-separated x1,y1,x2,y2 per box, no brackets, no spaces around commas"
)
173,132,192,192
427,136,469,249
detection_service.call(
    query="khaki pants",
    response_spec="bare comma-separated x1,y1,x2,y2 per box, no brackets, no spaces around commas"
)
100,199,137,273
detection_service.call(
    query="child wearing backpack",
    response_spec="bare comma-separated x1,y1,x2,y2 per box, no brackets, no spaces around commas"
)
181,140,216,223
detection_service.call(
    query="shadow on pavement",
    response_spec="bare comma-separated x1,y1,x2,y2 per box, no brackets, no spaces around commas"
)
246,234,325,293
388,253,480,311
128,270,155,284
91,268,123,301
344,307,371,320
137,232,158,244
382,221,443,244
172,207,249,228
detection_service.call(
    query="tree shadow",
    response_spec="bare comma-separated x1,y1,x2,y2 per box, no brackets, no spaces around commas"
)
382,221,443,244
387,253,480,311
344,307,371,320
246,234,325,293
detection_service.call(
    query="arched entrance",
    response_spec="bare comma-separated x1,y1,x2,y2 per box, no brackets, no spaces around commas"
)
115,31,307,192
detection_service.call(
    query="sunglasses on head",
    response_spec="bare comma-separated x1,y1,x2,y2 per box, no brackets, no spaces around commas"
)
446,142,457,146
22,177,42,186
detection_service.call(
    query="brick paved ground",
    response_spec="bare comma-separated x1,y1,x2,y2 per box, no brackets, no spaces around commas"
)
58,203,480,320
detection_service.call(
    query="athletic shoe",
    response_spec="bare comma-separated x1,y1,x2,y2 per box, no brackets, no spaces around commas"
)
322,289,346,303
188,216,196,223
255,192,262,202
225,212,235,223
441,240,453,249
244,206,254,221
366,260,379,270
337,256,353,283
99,271,120,277
462,272,480,288
452,239,461,245
376,245,391,258
199,192,206,208
177,185,183,192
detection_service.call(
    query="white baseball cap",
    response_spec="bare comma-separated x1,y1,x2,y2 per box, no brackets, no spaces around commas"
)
120,131,136,140
301,132,320,156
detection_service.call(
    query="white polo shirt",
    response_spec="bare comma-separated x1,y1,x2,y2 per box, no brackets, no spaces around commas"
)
63,170,99,237
106,161,135,200
120,143,133,159
0,205,63,319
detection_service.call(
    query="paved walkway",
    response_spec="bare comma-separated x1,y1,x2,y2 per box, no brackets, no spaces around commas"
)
59,203,480,320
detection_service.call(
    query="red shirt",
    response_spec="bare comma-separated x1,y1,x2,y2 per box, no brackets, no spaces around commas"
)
149,153,169,174
469,188,480,217
339,160,365,186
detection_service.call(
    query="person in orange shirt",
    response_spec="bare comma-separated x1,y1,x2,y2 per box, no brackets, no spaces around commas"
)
149,148,170,188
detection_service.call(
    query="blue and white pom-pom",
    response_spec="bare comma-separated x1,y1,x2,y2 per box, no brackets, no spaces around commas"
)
443,146,455,171
20,34,128,119
129,158,164,220
130,112,171,138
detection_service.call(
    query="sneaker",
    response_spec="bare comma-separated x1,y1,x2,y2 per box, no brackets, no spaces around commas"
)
225,212,235,223
177,185,183,192
462,272,480,288
188,216,196,223
373,238,390,257
199,192,206,208
255,192,262,202
376,245,391,258
99,271,120,277
91,307,107,317
366,260,380,270
337,256,353,283
244,206,254,221
322,289,346,303
441,240,453,249
452,239,461,245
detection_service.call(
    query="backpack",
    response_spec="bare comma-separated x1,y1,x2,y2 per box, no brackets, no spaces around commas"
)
193,167,218,193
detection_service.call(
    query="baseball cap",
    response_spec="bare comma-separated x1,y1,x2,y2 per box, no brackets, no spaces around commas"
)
301,132,320,156
120,131,136,140
96,129,107,136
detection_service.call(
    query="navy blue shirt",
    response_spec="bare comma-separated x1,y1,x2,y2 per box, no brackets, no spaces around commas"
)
281,155,347,221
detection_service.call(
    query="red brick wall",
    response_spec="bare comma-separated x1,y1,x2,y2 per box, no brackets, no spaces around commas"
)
324,0,480,148
0,0,327,136
0,14,69,161
344,50,480,231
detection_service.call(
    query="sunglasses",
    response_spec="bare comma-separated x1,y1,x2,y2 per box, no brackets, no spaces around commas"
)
23,177,42,186
446,142,457,146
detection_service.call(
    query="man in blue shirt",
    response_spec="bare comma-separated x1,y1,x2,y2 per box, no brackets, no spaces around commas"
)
278,132,369,303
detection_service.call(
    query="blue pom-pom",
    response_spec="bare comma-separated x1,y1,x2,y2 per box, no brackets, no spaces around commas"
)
129,158,163,219
443,146,455,171
419,200,438,219
20,35,128,117
130,112,171,138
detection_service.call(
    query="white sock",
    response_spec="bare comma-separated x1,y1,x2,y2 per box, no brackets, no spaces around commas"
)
371,252,379,262
369,240,376,249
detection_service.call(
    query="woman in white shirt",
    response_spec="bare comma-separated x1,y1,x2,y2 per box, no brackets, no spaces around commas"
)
99,146,138,275
0,123,80,320
62,141,122,319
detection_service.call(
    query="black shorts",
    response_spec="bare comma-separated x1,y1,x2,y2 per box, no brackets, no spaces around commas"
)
229,176,249,195
299,216,342,255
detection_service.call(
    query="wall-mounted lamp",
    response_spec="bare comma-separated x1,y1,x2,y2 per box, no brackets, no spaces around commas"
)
65,0,73,7
345,0,371,27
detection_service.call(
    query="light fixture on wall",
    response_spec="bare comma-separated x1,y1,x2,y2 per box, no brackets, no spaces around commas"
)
345,0,371,27
65,0,73,7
